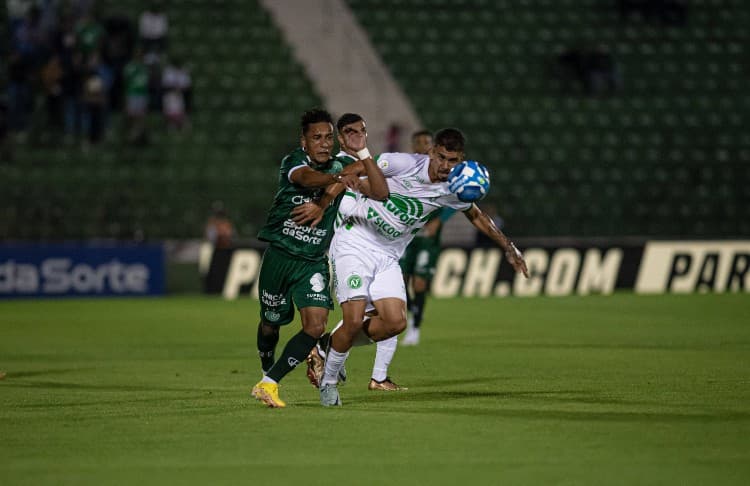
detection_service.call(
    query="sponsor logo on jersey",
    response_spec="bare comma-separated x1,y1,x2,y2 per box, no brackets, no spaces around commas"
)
347,274,363,289
291,195,313,205
261,290,287,307
264,310,281,322
310,272,325,292
384,194,424,222
282,220,327,245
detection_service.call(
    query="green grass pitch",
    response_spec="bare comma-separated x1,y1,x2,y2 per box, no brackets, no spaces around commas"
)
1,294,749,485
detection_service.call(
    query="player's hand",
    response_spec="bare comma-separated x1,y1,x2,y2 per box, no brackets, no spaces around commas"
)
341,130,367,153
505,242,529,278
338,173,361,190
291,202,324,227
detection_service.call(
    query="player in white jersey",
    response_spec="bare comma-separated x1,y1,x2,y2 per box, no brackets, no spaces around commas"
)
295,127,529,407
303,113,407,391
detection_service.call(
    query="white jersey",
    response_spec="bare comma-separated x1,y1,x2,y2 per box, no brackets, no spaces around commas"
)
333,152,471,259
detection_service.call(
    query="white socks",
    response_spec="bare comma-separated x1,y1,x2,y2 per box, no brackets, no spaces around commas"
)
322,348,349,386
372,335,398,382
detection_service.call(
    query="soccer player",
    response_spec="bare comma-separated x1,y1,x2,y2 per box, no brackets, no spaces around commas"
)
250,109,387,408
297,128,528,406
400,130,454,346
410,129,433,155
304,113,406,391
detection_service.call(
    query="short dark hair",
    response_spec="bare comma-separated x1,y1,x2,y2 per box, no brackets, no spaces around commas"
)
301,109,333,134
434,128,465,152
411,129,432,140
336,113,364,132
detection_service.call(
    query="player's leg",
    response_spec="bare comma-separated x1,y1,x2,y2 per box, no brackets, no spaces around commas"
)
252,249,330,408
366,261,409,390
402,274,427,345
403,244,438,345
264,305,327,382
253,247,292,375
263,258,332,384
257,322,279,373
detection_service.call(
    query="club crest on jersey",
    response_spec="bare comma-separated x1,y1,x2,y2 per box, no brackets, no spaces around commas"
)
264,310,281,322
347,274,363,289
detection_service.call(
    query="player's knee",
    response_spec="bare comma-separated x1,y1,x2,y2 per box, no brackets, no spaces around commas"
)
387,316,407,337
302,320,326,338
259,322,279,338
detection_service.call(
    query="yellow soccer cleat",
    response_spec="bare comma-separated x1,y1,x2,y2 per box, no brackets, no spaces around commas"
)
368,377,407,391
252,381,286,408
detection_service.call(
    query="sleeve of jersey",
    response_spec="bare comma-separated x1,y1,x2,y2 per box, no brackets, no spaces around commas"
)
375,152,415,178
284,153,308,183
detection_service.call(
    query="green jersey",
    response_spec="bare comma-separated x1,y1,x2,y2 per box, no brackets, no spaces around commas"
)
258,148,354,260
124,62,149,97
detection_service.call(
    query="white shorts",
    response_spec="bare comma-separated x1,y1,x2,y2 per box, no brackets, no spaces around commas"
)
330,237,406,308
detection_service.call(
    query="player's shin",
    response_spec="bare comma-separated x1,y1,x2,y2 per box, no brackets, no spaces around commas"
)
265,330,317,383
257,323,280,373
412,290,427,328
372,335,398,382
321,348,349,386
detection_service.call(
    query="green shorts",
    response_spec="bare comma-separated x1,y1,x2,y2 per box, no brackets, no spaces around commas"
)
399,236,441,280
257,246,333,326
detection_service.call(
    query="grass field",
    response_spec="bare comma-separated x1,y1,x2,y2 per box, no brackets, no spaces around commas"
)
1,294,749,485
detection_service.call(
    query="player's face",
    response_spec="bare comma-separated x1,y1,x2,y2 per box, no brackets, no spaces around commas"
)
411,135,432,155
301,122,335,164
337,120,367,155
428,145,464,182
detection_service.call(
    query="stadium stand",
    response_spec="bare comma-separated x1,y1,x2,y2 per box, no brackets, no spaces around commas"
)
346,0,749,237
2,0,323,240
2,0,748,240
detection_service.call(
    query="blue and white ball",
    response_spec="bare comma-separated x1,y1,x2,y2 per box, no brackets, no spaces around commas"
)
448,160,490,202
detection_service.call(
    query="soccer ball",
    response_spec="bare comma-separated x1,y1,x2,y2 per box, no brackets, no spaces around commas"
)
447,160,490,202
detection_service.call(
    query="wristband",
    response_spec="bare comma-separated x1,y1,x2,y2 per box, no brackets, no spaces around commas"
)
356,148,371,160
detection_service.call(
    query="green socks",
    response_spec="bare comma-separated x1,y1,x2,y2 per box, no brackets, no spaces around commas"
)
266,330,318,383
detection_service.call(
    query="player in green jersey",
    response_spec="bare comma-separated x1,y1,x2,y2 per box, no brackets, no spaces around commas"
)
251,109,388,408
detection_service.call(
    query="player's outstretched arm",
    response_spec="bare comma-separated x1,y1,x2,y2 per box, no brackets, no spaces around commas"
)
290,166,360,189
463,204,529,278
291,183,344,227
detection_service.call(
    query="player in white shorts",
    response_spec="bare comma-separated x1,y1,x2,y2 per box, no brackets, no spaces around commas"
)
302,113,408,391
295,127,529,406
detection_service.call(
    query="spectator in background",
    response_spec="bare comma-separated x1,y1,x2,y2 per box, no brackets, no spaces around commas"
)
40,53,64,131
81,52,112,146
75,10,104,60
102,14,136,111
54,15,86,143
204,202,234,249
161,56,192,130
410,129,432,154
386,122,402,152
124,48,150,144
139,1,168,57
7,49,34,137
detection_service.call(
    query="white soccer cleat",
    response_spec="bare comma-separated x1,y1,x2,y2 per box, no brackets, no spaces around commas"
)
401,328,420,346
